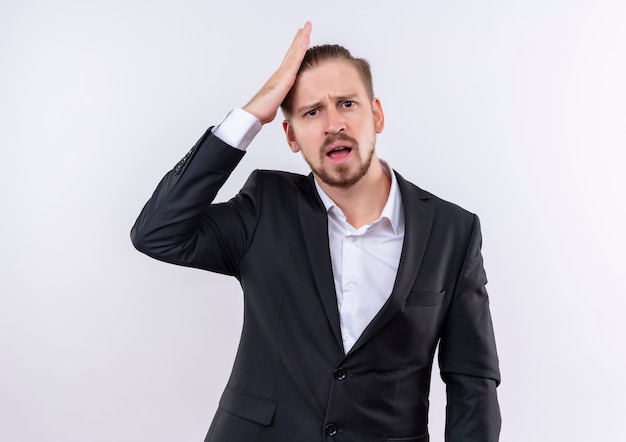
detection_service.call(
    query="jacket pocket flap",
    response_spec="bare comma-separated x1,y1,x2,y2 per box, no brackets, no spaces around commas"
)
405,290,446,306
386,435,428,442
219,386,277,426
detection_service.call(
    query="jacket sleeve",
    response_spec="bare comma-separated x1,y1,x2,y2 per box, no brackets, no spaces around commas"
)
130,127,260,277
438,215,501,441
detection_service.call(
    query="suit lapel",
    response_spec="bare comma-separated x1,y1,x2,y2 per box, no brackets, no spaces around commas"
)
346,171,435,357
297,175,344,349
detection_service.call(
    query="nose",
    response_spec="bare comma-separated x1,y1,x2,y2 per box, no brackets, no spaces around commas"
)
324,107,346,135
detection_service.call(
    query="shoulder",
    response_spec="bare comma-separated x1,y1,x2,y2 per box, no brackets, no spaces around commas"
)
240,169,313,198
251,169,309,183
394,170,479,238
396,172,475,217
244,169,309,188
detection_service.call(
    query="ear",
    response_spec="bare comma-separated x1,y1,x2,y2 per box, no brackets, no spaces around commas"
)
282,120,300,152
371,98,385,133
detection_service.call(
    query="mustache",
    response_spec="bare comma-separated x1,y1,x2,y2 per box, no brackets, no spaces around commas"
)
321,132,359,151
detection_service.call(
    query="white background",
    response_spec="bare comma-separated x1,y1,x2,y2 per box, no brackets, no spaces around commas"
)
2,1,625,441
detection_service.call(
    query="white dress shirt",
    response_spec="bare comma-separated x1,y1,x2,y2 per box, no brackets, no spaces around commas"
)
213,109,405,353
314,167,404,353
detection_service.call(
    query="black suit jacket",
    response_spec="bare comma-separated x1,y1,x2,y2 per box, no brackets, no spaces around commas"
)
131,128,501,442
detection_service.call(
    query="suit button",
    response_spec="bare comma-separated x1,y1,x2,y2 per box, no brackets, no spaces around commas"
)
174,166,182,175
325,423,337,436
334,367,346,381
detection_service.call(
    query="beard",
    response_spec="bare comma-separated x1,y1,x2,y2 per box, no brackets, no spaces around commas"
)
302,132,375,188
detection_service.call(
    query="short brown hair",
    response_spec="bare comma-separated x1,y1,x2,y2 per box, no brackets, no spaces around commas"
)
280,44,375,120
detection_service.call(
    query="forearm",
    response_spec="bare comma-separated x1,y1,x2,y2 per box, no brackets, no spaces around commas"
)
130,128,246,267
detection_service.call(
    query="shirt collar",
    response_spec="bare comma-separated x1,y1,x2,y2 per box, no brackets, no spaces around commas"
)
314,159,404,235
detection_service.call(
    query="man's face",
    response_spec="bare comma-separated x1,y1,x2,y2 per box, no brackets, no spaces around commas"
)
283,60,384,188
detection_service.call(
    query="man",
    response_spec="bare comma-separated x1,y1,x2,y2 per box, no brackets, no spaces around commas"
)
131,22,501,442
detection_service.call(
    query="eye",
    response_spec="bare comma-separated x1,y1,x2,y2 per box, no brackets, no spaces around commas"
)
341,100,355,109
305,109,318,117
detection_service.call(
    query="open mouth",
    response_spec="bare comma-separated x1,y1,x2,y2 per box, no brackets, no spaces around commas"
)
327,146,353,159
322,134,358,163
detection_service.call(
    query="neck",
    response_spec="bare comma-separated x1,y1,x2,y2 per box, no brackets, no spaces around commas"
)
316,156,391,229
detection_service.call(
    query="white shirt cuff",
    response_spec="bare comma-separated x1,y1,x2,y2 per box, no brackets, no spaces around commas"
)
212,108,262,151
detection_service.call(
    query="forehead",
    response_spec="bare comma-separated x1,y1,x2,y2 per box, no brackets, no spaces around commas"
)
291,60,367,103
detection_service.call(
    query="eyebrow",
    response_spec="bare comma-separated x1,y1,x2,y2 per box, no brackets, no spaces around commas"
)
295,102,322,115
294,95,359,115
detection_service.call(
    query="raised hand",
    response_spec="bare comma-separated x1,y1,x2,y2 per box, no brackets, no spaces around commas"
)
243,21,312,125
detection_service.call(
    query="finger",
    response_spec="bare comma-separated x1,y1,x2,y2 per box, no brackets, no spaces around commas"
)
292,21,312,51
301,20,312,43
283,21,312,66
